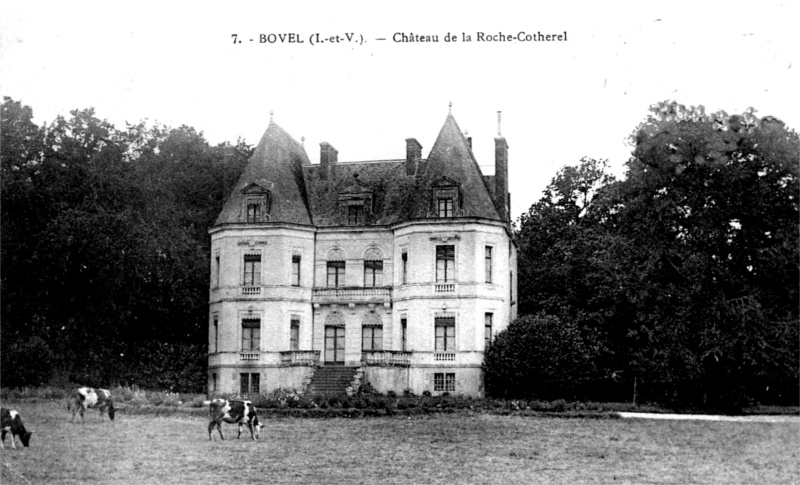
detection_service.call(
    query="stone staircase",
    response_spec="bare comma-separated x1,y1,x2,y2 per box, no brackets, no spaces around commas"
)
307,366,361,395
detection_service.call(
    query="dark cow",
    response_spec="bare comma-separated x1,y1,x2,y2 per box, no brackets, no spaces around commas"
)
69,387,116,423
1,408,33,449
208,399,263,441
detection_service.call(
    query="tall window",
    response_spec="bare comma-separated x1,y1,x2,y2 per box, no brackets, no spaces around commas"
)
240,373,260,394
364,260,383,287
436,246,455,283
243,254,261,286
434,373,456,392
401,251,408,284
291,255,301,286
246,202,262,223
485,246,493,283
213,315,219,352
437,198,454,218
214,254,220,288
241,318,260,351
290,317,300,351
401,317,408,351
362,326,383,351
348,205,364,225
484,313,493,349
212,373,217,392
435,316,455,352
327,261,346,287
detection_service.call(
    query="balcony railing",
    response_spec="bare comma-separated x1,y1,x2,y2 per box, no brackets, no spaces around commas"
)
362,351,412,366
434,283,456,293
240,352,260,362
280,350,320,366
241,286,261,296
312,286,391,304
434,352,456,362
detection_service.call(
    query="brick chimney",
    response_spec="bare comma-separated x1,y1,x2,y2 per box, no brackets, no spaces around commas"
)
405,138,422,176
320,142,338,180
494,137,508,221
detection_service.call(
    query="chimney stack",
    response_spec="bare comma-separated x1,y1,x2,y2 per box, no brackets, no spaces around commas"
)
494,136,509,221
320,142,338,180
405,138,422,176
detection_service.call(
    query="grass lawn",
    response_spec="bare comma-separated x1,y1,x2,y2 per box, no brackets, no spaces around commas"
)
1,399,797,484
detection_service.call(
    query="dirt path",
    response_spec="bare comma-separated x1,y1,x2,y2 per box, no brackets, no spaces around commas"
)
618,412,800,423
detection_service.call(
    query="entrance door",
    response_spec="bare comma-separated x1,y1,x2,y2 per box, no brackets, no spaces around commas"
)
325,326,345,365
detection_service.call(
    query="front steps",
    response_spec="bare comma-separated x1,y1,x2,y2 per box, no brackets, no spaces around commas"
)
307,366,361,395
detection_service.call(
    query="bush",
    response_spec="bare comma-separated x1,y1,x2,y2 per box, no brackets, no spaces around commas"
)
483,313,597,400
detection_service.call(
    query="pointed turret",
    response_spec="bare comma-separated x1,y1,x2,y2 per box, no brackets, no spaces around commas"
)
405,114,502,221
215,120,313,226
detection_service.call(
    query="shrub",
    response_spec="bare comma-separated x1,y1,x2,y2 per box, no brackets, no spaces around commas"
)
483,313,597,400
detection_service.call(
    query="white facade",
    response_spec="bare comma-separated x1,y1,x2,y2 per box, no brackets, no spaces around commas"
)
208,113,517,397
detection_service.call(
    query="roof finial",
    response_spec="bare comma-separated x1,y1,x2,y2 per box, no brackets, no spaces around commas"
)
448,101,453,114
270,109,274,122
301,135,305,146
497,110,502,137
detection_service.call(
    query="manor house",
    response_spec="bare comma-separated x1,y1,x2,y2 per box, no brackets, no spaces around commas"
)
208,110,518,397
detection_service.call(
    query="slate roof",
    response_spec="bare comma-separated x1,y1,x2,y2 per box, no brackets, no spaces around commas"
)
214,114,505,228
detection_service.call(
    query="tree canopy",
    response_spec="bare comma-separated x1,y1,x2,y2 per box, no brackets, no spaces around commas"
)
1,97,251,390
490,101,799,408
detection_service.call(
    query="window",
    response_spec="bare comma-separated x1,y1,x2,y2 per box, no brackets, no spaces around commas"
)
214,254,220,288
348,205,364,225
240,373,260,395
434,373,456,392
246,202,262,223
213,315,219,352
362,326,383,351
435,316,455,352
485,246,493,283
485,313,493,349
212,373,217,391
401,251,408,284
290,317,300,351
292,255,301,287
364,260,383,287
327,261,346,287
436,246,455,283
401,317,408,351
241,318,260,351
437,198,454,218
243,254,261,286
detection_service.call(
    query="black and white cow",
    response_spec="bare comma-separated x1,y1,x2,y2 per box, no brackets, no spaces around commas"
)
69,387,116,423
208,399,263,441
1,408,33,449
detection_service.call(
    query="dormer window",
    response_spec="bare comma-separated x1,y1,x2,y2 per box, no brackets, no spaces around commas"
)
241,183,271,223
348,204,365,225
338,174,373,226
437,198,454,218
431,176,460,218
246,202,262,222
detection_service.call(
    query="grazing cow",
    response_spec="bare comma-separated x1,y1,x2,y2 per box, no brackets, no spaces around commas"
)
208,399,263,441
69,387,116,423
1,408,33,449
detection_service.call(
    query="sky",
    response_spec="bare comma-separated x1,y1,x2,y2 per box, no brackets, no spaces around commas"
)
1,0,798,221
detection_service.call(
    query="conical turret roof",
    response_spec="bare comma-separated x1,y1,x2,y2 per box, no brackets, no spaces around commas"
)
215,121,313,226
404,114,502,220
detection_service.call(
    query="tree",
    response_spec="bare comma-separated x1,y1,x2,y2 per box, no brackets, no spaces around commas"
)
512,101,799,407
484,313,597,400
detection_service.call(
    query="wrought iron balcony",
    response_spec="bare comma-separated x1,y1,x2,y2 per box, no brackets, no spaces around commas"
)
312,286,391,304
